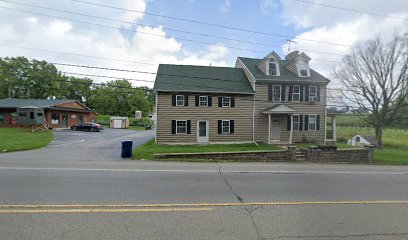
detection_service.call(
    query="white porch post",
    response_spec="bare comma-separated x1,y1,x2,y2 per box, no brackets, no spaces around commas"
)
289,114,293,144
332,115,336,140
268,114,271,144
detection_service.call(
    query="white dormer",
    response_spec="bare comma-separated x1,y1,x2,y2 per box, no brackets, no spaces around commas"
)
296,57,310,77
266,57,280,76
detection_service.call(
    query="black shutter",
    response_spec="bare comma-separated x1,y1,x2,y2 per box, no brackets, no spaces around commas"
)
230,120,234,134
208,96,212,106
300,85,304,102
304,115,309,131
281,86,286,102
195,96,199,106
287,115,291,131
305,85,309,102
172,95,176,106
317,85,321,102
171,120,176,134
218,120,222,134
268,84,272,101
231,97,235,107
299,115,303,131
184,95,188,106
218,97,222,107
187,120,191,134
316,115,320,130
288,85,293,101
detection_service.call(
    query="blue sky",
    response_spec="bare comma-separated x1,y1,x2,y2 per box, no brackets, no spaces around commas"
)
0,0,407,88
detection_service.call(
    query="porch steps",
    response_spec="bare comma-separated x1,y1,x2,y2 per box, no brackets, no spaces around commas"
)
295,149,307,161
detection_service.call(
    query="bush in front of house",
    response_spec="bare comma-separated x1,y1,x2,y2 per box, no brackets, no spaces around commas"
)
129,117,153,128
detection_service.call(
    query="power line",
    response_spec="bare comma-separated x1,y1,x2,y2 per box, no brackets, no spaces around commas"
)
0,43,155,66
0,0,348,57
70,0,352,47
289,0,408,21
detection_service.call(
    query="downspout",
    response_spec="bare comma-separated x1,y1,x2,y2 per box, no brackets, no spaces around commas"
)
324,84,327,145
252,81,258,146
155,91,158,144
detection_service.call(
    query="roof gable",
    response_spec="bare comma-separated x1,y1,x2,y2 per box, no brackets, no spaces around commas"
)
0,99,77,108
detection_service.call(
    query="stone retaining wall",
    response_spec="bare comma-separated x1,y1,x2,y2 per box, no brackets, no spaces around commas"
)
154,150,294,162
307,147,374,164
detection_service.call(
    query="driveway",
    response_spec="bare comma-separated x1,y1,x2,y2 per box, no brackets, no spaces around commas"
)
0,128,154,163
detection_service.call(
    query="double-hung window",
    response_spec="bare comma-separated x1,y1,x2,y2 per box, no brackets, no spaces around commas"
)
292,115,300,131
51,113,60,125
309,85,318,102
176,95,185,106
300,70,308,77
176,120,187,134
308,115,317,131
222,120,230,134
269,59,277,76
272,85,281,102
292,85,300,101
199,96,208,107
222,97,231,107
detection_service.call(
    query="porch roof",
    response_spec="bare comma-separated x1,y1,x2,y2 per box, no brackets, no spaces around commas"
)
262,104,297,114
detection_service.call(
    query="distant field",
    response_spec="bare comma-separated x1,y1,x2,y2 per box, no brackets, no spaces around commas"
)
335,114,371,127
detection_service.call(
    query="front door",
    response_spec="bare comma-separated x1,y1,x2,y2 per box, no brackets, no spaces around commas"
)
62,114,68,128
270,118,281,141
197,120,209,143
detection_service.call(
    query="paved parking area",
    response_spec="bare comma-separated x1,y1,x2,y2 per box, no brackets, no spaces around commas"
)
0,128,154,162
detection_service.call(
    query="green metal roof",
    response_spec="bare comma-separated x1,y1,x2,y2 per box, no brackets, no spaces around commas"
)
153,64,255,94
238,57,330,83
0,98,77,108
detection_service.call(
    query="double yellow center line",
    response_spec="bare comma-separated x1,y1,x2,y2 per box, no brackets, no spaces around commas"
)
1,200,408,214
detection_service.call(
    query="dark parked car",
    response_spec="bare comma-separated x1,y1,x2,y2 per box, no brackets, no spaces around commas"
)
71,122,102,132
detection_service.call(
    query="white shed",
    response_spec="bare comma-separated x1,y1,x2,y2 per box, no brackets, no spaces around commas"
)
347,134,375,146
110,116,129,129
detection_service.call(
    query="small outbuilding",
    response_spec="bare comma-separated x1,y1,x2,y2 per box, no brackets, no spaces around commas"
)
347,134,375,147
110,116,129,129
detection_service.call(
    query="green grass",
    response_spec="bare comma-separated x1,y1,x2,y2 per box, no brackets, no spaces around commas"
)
128,126,146,130
0,128,54,153
375,148,408,165
336,114,371,127
133,139,284,160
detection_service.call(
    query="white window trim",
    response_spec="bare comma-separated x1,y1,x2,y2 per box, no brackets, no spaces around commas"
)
308,114,317,131
222,97,231,107
292,115,300,131
309,86,318,102
292,85,300,102
176,120,187,134
272,85,282,102
266,58,280,76
222,120,230,134
199,96,208,107
176,95,185,106
299,69,309,77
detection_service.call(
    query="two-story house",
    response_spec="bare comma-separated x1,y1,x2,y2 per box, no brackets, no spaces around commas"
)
154,51,332,145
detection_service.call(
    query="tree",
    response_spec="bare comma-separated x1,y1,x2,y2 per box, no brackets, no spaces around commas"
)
333,33,408,148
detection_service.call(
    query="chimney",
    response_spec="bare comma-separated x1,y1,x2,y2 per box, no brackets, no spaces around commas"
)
285,51,299,60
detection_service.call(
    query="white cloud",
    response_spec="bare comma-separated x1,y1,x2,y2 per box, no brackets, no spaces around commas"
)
279,0,408,84
260,0,278,15
0,0,231,88
219,0,231,14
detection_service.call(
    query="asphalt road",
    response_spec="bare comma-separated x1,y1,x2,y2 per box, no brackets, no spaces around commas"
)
0,128,155,162
1,130,408,239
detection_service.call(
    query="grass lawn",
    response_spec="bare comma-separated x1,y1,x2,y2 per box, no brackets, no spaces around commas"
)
375,148,408,165
294,142,356,149
133,139,284,160
128,126,147,130
0,128,54,153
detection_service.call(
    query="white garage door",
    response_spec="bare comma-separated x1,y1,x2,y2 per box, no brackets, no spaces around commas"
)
113,120,122,128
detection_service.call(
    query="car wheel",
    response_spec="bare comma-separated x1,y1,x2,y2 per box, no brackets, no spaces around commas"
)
72,127,77,131
90,128,95,132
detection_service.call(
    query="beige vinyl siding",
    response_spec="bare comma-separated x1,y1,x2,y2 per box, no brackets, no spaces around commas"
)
254,83,326,143
156,92,253,144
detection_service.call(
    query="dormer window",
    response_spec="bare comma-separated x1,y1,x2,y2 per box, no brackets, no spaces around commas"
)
269,59,277,76
300,70,308,77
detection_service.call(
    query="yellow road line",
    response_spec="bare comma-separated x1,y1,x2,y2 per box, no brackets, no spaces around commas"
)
1,200,408,209
0,207,213,214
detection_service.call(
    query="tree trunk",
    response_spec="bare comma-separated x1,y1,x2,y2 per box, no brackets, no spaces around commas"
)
375,126,383,149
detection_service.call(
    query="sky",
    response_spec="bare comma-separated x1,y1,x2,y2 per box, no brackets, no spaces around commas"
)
0,0,407,88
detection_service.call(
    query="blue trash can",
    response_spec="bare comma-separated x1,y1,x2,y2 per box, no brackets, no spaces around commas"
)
121,140,133,158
